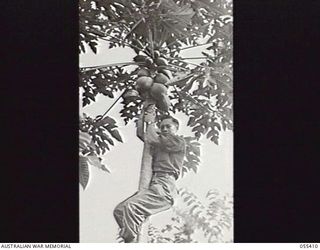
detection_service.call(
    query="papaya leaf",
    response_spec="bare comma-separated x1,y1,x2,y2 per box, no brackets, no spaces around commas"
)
101,164,111,173
80,0,233,184
109,129,123,142
79,130,91,144
79,156,90,190
87,155,103,168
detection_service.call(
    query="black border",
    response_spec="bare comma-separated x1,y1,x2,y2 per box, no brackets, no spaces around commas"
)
234,0,320,242
1,0,320,243
1,0,79,242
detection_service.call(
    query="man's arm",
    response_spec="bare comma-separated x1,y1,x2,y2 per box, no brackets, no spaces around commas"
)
158,134,185,152
146,127,185,153
145,123,161,145
138,104,158,143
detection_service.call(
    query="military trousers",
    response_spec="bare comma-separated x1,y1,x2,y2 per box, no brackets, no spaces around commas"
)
113,172,177,242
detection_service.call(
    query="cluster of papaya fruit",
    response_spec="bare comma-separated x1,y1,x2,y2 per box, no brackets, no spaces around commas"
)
125,52,174,112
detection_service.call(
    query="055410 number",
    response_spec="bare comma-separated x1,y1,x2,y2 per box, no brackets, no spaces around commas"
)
300,244,318,248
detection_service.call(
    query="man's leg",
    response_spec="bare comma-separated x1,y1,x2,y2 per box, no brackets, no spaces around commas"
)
113,185,173,243
113,192,139,230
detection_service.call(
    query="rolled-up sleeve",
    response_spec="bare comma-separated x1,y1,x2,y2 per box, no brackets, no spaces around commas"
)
158,134,185,152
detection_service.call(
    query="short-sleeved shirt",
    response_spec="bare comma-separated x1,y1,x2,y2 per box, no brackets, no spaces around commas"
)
151,134,186,179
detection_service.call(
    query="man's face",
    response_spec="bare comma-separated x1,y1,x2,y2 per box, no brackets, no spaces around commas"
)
160,118,178,135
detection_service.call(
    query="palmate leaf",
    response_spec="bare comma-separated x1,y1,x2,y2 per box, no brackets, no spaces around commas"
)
182,137,201,175
80,114,123,155
172,59,232,143
120,94,143,124
80,67,136,107
161,4,195,37
79,0,142,53
185,106,221,143
93,116,123,152
79,0,105,54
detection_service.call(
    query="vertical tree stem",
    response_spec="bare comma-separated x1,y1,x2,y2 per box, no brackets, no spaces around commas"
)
138,98,155,190
137,98,156,242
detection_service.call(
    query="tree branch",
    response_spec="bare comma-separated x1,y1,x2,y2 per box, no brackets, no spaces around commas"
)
86,27,149,55
169,41,214,53
168,57,206,68
80,62,143,72
179,57,207,60
166,63,191,71
100,89,127,118
167,50,224,70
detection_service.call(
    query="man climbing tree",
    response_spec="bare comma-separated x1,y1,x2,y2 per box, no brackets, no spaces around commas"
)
79,0,233,242
113,112,186,243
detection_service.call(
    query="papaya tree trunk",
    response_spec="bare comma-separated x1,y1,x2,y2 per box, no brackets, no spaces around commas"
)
138,98,156,190
138,137,153,190
137,98,156,242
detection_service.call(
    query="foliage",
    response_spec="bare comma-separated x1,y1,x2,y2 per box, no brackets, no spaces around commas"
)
120,90,143,124
79,0,233,186
79,113,201,187
80,113,123,154
79,114,122,189
79,0,233,142
80,66,140,107
147,188,233,243
182,136,201,175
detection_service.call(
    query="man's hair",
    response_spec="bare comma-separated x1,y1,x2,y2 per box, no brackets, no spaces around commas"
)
160,115,179,129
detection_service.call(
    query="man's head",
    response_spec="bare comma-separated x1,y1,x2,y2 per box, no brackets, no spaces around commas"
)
159,116,179,135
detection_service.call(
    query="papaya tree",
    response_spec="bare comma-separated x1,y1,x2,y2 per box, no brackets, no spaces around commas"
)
79,0,233,191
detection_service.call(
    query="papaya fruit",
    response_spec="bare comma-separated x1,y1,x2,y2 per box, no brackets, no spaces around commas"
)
155,94,170,112
123,89,139,99
133,55,147,63
158,68,173,79
145,58,154,67
155,57,168,66
153,50,161,58
150,82,168,100
137,68,150,77
154,73,170,85
135,76,154,94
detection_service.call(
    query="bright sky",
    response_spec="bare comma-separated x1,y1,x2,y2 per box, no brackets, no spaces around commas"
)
79,40,233,242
